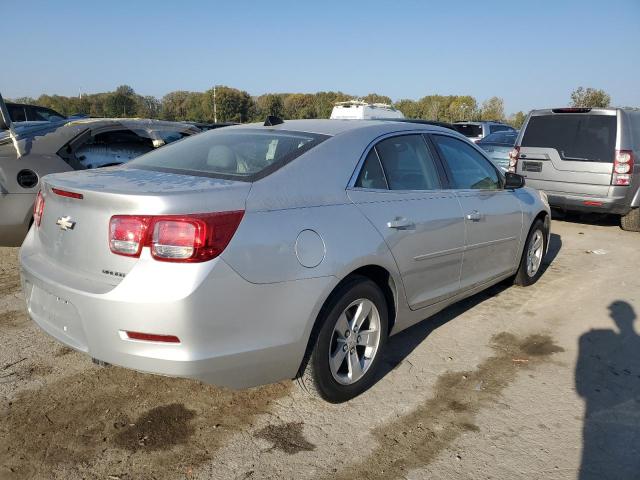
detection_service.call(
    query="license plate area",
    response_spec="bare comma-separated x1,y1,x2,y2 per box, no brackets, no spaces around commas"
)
26,281,88,351
523,161,542,172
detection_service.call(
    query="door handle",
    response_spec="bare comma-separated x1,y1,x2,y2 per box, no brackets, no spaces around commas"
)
387,218,415,229
466,210,482,222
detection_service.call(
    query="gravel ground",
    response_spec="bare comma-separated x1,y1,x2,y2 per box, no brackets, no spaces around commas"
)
1,216,638,480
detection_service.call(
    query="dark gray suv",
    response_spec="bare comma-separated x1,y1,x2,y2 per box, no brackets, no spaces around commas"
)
510,108,640,231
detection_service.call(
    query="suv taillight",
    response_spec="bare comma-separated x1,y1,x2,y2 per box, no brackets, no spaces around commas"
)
612,150,634,186
109,211,244,262
508,146,520,173
33,190,45,227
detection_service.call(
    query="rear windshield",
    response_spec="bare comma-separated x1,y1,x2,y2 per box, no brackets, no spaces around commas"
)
521,114,617,162
453,124,483,137
127,129,329,180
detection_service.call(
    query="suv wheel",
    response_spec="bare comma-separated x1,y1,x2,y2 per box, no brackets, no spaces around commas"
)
297,276,388,403
514,219,548,286
621,208,640,232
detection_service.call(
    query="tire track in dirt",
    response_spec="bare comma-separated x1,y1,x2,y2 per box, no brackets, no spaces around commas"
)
0,365,291,479
329,332,564,480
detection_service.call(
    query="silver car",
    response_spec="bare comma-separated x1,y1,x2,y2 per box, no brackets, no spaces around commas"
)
19,118,550,402
0,94,200,246
511,108,640,231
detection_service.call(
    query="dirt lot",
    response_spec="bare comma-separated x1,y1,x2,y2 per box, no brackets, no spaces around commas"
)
1,216,638,480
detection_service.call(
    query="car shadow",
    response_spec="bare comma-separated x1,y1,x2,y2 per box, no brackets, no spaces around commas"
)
552,209,620,228
575,300,640,479
376,232,563,380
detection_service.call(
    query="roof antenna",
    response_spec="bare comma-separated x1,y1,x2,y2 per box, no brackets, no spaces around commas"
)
264,115,284,126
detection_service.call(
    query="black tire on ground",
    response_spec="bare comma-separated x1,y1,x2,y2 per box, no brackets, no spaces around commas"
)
620,208,640,232
296,276,388,403
514,219,548,287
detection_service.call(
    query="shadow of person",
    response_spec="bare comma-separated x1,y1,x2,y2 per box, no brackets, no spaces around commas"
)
576,301,640,479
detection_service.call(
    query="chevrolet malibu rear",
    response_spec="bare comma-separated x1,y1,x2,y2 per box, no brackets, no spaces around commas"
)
20,120,550,403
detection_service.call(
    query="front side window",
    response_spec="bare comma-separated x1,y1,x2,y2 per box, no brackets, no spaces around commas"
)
128,129,328,180
432,135,501,190
374,135,442,191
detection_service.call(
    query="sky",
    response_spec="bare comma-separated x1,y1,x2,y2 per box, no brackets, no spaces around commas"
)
3,0,639,114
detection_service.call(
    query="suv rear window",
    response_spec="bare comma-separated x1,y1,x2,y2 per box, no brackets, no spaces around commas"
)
521,114,617,163
453,124,482,137
128,129,329,181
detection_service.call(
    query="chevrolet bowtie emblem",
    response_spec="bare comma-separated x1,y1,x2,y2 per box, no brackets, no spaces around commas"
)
56,216,76,231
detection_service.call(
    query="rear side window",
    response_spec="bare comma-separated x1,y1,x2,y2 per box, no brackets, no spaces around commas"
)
453,124,483,138
522,114,617,163
355,150,388,189
128,129,329,181
432,135,501,190
374,135,442,190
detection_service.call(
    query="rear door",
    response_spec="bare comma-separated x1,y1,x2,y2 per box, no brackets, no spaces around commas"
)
348,134,465,309
517,111,617,196
430,134,523,290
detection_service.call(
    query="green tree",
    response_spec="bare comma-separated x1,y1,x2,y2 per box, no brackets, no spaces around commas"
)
448,96,478,122
284,93,317,119
570,87,611,108
256,94,285,119
312,91,351,118
480,96,505,121
361,93,392,105
104,85,137,117
394,99,420,118
508,111,527,129
136,95,162,118
204,86,253,123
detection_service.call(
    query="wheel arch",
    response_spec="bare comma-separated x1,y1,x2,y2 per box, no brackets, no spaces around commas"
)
295,263,399,379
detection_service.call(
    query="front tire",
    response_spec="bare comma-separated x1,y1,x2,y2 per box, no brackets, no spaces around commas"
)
621,208,640,232
297,276,388,403
514,219,547,287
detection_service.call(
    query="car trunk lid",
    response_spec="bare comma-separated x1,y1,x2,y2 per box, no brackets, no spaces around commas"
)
517,111,618,194
35,167,251,286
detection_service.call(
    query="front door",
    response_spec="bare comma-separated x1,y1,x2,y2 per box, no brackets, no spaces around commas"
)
430,134,523,290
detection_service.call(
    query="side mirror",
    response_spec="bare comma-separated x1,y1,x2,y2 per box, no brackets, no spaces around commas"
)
0,93,11,130
504,172,525,189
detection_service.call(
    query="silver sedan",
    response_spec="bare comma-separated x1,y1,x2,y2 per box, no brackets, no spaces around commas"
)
19,119,550,402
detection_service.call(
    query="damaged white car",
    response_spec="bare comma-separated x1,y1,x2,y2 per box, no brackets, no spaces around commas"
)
0,94,201,246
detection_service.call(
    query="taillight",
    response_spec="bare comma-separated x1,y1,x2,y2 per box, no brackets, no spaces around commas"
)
612,150,634,186
109,211,244,262
109,216,150,257
33,190,45,227
508,146,520,173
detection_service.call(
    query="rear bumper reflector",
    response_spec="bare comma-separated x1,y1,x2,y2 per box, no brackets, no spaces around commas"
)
52,188,84,199
583,201,603,207
124,331,180,343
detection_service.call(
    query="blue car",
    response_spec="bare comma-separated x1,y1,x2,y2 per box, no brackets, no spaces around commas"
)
476,131,519,171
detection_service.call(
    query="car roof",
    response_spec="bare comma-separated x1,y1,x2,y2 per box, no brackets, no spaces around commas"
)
227,118,455,136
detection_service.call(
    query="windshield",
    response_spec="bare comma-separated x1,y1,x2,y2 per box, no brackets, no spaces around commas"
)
128,128,329,180
453,124,483,138
521,114,617,162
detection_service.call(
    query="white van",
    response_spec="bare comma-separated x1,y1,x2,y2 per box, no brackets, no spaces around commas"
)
330,101,405,120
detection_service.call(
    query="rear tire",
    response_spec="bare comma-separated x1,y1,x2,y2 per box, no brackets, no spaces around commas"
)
297,276,388,403
514,219,548,287
621,208,640,232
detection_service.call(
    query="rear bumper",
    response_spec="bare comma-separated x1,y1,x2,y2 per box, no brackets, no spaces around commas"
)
19,229,333,388
546,192,631,215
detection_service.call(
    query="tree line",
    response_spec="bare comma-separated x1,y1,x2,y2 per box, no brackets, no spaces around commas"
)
11,85,612,129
